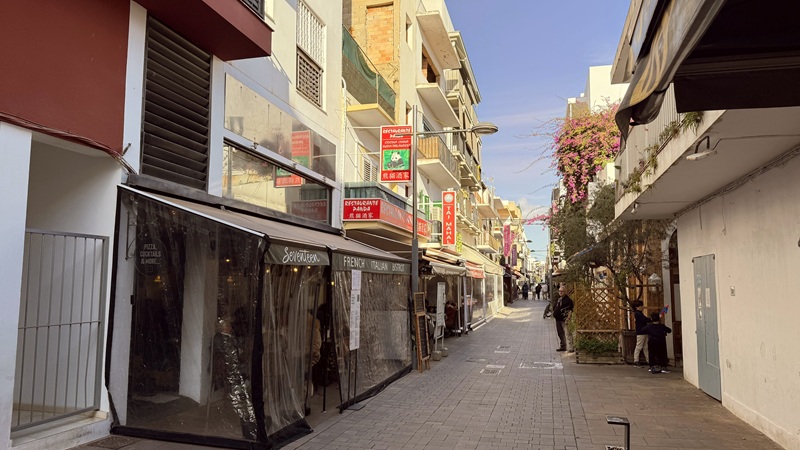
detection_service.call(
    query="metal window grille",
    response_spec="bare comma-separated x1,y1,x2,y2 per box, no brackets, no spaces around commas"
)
296,1,325,66
13,231,108,432
297,50,323,106
296,1,324,106
240,0,264,17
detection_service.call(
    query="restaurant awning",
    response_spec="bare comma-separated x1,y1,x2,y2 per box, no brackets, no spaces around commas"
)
422,257,466,276
460,245,503,276
615,0,726,139
616,0,800,139
121,186,408,272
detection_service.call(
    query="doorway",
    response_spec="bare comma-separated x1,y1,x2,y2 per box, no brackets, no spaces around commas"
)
693,254,721,400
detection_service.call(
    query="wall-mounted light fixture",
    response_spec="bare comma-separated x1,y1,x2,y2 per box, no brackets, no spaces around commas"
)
630,202,640,215
686,135,716,161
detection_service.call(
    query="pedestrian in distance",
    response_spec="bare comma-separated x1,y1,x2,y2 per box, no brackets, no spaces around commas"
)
553,284,574,352
522,282,529,300
642,311,672,374
631,300,651,366
534,283,542,300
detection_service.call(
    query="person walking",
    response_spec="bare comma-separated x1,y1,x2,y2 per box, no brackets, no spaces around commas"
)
534,283,542,300
553,285,574,352
522,282,529,300
632,300,651,366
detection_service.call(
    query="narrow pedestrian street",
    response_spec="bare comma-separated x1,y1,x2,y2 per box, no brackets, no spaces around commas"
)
76,300,781,450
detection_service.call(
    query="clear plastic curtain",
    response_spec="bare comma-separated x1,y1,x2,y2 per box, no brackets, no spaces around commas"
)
261,264,325,435
332,270,410,401
113,192,265,442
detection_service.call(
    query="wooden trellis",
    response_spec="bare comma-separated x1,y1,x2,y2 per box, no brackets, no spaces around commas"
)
572,285,624,362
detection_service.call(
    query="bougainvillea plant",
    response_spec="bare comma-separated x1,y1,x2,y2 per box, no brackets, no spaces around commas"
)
553,104,621,204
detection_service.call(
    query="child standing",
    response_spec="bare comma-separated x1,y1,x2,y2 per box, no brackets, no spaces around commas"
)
641,311,672,374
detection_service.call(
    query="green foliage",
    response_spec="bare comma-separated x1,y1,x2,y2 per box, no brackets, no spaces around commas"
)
575,336,619,355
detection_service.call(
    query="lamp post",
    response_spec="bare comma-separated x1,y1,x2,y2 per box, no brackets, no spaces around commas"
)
408,104,498,295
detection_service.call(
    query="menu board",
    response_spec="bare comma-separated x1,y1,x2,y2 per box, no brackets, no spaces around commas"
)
415,313,430,370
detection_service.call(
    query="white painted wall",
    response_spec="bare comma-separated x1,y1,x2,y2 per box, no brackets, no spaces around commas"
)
584,65,628,111
676,154,800,450
0,123,32,449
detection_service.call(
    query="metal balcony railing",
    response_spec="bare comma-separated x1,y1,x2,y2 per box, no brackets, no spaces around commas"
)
14,230,108,431
616,85,679,200
418,135,459,177
444,69,461,97
342,26,396,118
344,182,409,212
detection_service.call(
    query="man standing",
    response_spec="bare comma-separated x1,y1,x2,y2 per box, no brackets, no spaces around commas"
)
554,284,574,352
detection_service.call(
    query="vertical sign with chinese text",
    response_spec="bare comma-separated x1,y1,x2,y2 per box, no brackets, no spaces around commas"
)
503,224,511,257
380,125,412,182
442,190,456,246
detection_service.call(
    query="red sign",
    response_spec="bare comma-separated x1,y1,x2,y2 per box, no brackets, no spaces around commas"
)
503,224,511,257
442,191,456,246
276,130,311,187
380,125,412,183
343,199,430,239
290,199,329,222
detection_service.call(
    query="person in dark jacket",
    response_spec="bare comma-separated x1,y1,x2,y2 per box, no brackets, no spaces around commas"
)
632,300,651,365
553,285,574,352
534,283,542,300
522,282,529,300
642,311,672,374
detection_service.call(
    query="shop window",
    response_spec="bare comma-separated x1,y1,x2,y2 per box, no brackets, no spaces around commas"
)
222,144,331,224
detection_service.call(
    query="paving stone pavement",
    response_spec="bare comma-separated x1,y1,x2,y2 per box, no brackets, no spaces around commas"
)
74,300,783,450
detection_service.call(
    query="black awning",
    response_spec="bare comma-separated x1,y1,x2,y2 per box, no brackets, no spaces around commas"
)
616,0,726,138
673,0,800,113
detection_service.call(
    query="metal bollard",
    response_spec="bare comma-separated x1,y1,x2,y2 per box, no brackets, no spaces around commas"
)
605,415,630,450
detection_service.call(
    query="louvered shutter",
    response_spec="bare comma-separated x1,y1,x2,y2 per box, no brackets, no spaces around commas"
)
141,17,211,190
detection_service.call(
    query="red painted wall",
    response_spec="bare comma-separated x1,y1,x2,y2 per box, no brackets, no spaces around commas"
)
0,0,129,153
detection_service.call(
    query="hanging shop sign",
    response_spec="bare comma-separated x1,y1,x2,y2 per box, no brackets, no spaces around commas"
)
332,253,410,275
380,125,412,182
266,243,329,266
275,130,311,187
442,190,456,246
503,224,511,257
343,198,431,238
511,244,518,267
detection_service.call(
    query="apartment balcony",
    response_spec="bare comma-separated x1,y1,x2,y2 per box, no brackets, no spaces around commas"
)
417,82,460,128
476,189,497,217
615,85,800,219
459,153,480,188
476,232,500,254
456,190,480,234
134,0,272,60
343,27,395,139
416,8,460,70
444,69,463,107
417,135,460,189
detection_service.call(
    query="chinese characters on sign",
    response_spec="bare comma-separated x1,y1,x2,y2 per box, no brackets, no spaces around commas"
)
380,125,412,183
442,191,456,246
342,199,431,238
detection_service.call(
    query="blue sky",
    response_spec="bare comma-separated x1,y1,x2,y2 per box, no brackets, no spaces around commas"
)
447,1,630,259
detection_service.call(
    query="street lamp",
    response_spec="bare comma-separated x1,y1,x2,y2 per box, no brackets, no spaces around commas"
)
408,105,499,295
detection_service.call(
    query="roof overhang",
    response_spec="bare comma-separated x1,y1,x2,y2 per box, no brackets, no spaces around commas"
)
617,0,800,139
347,104,395,140
618,106,800,219
416,12,461,70
134,0,272,60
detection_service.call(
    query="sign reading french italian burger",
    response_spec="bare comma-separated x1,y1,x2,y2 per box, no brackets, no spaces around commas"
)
380,125,412,182
442,190,456,246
